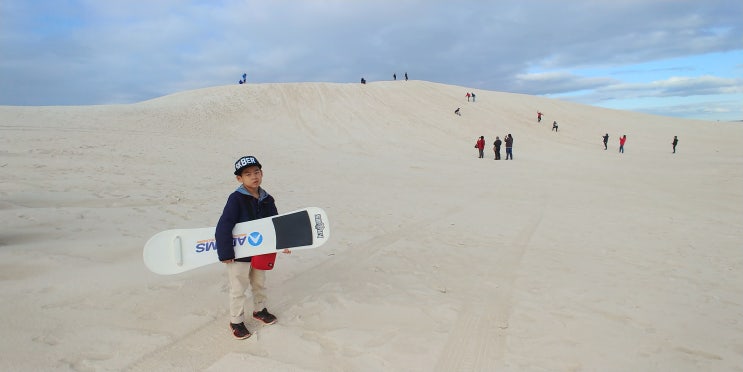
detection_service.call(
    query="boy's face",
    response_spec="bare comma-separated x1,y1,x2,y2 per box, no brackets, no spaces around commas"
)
237,166,262,190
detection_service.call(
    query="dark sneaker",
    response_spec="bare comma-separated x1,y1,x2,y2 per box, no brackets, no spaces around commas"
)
230,322,251,340
253,308,277,325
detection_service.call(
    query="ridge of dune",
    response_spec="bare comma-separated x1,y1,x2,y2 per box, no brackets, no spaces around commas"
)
1,81,742,371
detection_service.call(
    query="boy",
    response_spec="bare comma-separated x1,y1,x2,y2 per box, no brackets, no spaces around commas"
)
215,155,289,339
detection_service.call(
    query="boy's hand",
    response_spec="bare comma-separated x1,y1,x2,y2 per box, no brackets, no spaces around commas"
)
222,259,234,263
282,249,291,254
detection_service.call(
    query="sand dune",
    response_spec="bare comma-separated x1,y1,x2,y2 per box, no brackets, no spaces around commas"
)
1,80,741,371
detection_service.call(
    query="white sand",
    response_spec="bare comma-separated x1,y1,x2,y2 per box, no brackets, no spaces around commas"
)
1,81,741,371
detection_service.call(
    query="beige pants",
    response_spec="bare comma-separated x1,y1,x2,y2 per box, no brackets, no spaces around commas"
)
226,262,267,324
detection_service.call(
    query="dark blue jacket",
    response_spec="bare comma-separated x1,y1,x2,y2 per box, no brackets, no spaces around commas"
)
215,187,278,262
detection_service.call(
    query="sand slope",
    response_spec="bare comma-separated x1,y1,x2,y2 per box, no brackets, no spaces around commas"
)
1,81,742,371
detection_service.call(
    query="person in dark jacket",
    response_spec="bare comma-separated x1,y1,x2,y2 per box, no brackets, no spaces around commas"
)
505,134,514,160
493,136,502,160
672,136,678,153
216,155,290,339
603,133,609,150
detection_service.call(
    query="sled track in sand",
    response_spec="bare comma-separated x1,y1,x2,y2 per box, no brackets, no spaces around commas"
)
433,208,544,372
125,204,467,371
126,197,543,371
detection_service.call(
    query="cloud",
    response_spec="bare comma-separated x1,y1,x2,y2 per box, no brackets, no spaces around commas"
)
556,75,743,121
0,0,741,120
523,1,743,69
510,72,618,95
578,75,743,102
632,99,743,121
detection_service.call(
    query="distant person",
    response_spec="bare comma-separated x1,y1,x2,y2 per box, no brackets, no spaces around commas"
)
405,72,408,81
505,134,514,160
537,111,543,123
493,136,502,160
603,133,609,150
239,80,244,84
466,92,471,102
475,136,485,158
552,121,558,132
454,108,461,116
471,92,476,102
360,77,366,84
619,135,627,153
393,73,397,80
242,73,247,82
672,136,678,153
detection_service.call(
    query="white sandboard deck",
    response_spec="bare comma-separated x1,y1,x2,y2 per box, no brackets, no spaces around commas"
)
143,207,329,275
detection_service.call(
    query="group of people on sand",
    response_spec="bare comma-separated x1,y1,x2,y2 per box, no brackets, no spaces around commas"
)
470,115,678,162
538,111,679,154
453,92,478,115
392,72,409,81
602,133,679,154
475,134,513,160
537,111,559,132
361,72,409,84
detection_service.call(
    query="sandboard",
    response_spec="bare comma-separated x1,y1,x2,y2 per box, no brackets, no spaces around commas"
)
143,207,329,275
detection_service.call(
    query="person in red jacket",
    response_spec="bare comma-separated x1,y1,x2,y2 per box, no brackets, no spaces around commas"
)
475,136,485,158
619,135,627,153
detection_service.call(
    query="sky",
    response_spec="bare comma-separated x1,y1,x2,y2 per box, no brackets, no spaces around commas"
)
1,0,741,121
